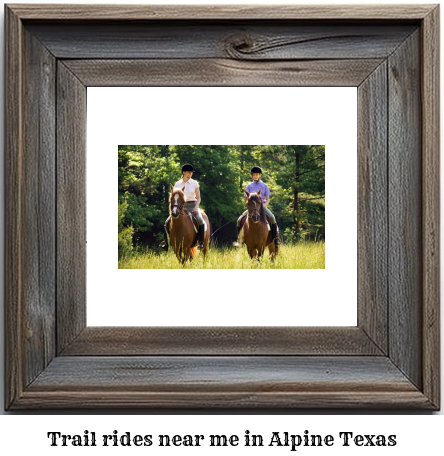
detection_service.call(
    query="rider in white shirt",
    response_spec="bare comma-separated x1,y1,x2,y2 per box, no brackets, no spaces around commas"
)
159,163,205,251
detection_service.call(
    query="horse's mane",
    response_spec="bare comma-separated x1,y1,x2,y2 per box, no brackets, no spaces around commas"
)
169,187,206,214
248,192,267,224
169,187,185,214
169,187,185,201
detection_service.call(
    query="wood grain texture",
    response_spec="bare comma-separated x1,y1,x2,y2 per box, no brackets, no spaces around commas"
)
4,5,440,410
7,4,435,20
16,390,434,410
27,22,416,60
61,327,382,356
56,62,87,353
5,4,24,411
421,6,440,409
357,62,388,354
21,28,57,387
388,30,422,389
14,356,433,409
29,356,418,391
63,58,384,87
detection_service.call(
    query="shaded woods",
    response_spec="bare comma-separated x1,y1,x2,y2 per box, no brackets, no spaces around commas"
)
118,145,325,258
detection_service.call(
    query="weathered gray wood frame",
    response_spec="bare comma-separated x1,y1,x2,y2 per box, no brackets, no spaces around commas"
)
5,5,440,409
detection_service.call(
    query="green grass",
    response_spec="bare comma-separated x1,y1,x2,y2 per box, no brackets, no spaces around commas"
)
118,241,325,269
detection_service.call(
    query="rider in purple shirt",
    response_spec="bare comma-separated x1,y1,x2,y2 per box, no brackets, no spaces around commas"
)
245,179,271,201
237,166,281,245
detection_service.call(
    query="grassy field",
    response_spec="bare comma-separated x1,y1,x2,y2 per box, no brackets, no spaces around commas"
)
119,241,325,269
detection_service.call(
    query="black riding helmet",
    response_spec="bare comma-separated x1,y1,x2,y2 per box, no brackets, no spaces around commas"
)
250,166,262,174
182,163,195,172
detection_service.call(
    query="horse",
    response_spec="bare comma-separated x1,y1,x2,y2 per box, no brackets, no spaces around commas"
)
167,184,210,264
241,189,281,261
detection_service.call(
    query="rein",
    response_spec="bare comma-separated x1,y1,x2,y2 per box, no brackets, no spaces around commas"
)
170,199,199,233
247,207,262,219
247,197,263,221
171,201,185,214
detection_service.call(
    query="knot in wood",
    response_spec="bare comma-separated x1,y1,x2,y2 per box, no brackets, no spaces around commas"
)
224,34,255,59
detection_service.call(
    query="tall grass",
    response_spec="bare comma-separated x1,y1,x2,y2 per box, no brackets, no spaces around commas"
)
119,241,325,269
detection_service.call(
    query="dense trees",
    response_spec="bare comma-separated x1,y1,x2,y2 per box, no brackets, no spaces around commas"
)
259,145,325,241
118,145,325,252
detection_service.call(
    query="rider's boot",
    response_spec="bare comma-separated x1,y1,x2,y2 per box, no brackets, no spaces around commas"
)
159,237,168,251
232,225,242,247
198,224,205,249
271,223,281,245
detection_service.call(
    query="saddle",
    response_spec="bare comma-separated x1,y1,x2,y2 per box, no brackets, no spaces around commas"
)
188,212,200,247
166,211,199,232
165,211,204,248
188,211,199,232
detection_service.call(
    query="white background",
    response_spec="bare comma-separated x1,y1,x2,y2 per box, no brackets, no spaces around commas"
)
87,87,357,326
0,0,442,453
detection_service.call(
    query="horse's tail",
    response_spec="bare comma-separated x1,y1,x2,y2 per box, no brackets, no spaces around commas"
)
190,247,200,259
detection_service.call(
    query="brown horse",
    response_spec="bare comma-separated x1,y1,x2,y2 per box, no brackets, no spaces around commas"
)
168,185,210,264
242,189,281,261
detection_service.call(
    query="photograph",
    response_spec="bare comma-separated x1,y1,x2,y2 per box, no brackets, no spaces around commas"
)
118,145,325,268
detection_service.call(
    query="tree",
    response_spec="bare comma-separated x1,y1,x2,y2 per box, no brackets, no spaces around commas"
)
170,145,244,244
257,145,325,241
118,145,325,249
118,145,180,244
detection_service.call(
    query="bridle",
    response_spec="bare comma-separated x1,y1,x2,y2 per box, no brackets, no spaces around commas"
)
170,195,185,217
248,207,261,218
247,198,262,222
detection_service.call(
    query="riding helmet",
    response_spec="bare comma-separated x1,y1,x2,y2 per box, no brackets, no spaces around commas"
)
250,166,262,174
182,163,195,172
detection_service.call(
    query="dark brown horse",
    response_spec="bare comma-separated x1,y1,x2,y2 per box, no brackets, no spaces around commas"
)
242,189,281,261
168,185,210,264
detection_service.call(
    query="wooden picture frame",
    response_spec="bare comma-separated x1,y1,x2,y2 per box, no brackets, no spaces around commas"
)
5,4,440,410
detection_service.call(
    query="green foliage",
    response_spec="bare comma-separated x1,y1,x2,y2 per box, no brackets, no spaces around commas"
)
118,200,127,232
118,145,180,243
118,226,134,259
118,200,134,259
170,145,244,229
257,145,325,241
118,145,325,247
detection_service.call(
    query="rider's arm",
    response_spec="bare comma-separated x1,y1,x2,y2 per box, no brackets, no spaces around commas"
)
194,188,201,211
264,196,270,206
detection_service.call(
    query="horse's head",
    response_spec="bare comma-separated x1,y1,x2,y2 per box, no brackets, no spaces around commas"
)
169,184,186,219
245,189,264,224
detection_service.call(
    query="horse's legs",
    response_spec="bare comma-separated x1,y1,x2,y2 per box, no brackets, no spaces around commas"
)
175,241,186,264
257,247,265,262
274,241,280,257
177,249,184,263
178,245,190,264
202,235,209,261
202,216,210,261
268,244,276,262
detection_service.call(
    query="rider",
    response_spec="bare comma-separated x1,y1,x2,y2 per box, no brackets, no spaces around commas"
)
159,163,205,251
237,166,281,246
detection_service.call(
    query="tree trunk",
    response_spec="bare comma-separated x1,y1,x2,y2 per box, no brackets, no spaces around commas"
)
293,149,300,236
240,148,244,191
